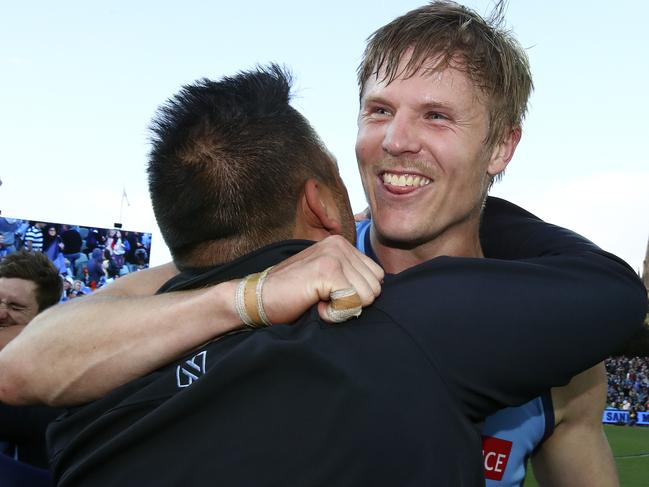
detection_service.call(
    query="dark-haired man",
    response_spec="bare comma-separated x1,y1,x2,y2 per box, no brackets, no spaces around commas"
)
6,65,644,486
0,251,62,484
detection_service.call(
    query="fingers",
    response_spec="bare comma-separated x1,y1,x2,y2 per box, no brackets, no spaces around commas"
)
305,236,382,306
261,235,384,325
349,251,384,297
304,236,383,324
327,236,384,301
329,252,379,307
323,288,363,323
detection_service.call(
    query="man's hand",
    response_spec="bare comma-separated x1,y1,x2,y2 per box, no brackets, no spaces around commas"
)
264,235,384,324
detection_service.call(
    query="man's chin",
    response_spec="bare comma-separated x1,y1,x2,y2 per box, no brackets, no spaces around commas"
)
373,223,431,251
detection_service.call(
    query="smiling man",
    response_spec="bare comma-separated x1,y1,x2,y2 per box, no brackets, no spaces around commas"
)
355,60,518,267
352,4,616,485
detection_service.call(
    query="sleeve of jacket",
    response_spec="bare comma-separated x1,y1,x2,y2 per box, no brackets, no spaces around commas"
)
376,197,647,421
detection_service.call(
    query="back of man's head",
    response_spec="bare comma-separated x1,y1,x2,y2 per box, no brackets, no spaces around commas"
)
358,0,533,149
0,251,62,312
149,64,343,269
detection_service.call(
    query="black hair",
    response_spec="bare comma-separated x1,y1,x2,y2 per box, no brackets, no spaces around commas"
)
148,64,341,268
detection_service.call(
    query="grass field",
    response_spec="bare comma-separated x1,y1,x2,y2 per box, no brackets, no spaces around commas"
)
524,425,649,486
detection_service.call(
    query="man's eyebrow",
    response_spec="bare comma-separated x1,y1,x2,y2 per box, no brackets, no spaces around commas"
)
0,296,28,307
360,94,390,107
362,94,456,112
419,99,459,113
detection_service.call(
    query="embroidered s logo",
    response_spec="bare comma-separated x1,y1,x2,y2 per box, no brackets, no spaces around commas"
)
176,351,207,388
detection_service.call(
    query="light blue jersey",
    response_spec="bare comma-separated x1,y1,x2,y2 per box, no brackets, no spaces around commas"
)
481,395,553,485
355,219,554,486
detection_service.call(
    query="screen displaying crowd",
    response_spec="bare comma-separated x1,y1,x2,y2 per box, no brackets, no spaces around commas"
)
0,216,152,300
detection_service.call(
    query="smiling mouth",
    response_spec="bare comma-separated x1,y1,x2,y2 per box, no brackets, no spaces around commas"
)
381,171,431,188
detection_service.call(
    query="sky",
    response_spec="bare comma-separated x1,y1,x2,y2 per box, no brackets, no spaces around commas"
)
1,0,647,272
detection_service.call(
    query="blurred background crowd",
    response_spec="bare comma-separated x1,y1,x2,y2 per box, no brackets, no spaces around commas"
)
606,356,649,423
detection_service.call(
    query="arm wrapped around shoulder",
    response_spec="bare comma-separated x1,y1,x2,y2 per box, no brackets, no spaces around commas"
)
384,197,648,414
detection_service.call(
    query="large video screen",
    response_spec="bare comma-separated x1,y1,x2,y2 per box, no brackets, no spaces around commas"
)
0,217,153,298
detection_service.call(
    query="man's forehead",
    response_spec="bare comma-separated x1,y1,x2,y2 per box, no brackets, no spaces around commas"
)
362,63,483,112
0,277,38,304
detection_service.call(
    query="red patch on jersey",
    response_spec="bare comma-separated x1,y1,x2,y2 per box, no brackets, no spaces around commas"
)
482,436,513,481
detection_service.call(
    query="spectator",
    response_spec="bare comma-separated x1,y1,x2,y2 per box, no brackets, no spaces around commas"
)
83,228,106,257
86,248,105,287
42,225,67,274
123,231,141,265
134,247,148,270
69,280,86,299
0,218,22,258
61,225,83,277
108,230,129,272
61,277,74,302
0,251,63,483
23,222,45,253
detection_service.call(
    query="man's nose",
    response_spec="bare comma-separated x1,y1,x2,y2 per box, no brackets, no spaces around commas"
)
382,113,421,156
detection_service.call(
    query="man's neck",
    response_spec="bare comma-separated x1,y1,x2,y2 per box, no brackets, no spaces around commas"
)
369,218,483,274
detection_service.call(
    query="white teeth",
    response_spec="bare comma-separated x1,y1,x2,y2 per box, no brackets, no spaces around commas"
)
382,172,431,188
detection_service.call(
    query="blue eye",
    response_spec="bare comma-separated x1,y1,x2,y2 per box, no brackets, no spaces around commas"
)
427,112,446,120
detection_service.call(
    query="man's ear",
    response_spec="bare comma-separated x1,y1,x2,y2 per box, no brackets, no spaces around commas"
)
293,179,343,240
487,126,521,177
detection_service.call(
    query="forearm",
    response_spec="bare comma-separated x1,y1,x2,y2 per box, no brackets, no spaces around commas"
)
0,238,383,407
0,281,241,406
532,425,618,487
532,364,618,487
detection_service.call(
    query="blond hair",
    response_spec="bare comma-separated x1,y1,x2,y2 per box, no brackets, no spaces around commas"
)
358,1,533,148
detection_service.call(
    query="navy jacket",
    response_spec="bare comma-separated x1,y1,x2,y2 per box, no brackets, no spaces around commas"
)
48,198,647,486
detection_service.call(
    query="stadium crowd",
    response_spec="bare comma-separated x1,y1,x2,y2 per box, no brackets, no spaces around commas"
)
606,356,649,424
0,217,151,300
